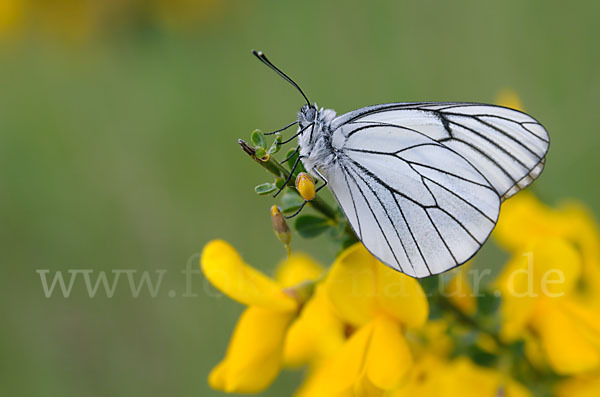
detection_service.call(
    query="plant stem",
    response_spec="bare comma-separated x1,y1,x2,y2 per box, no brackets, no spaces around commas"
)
239,139,339,221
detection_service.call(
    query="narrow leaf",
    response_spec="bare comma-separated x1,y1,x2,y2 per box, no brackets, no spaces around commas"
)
255,183,276,195
268,134,282,154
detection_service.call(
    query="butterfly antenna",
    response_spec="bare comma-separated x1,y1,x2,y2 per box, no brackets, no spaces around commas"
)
252,50,311,107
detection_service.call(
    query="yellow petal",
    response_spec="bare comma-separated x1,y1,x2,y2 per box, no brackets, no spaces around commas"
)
561,300,600,348
275,253,324,288
326,243,429,328
283,284,346,366
210,306,295,393
353,375,386,397
374,258,429,328
326,320,375,393
555,374,600,397
201,240,297,311
531,238,581,296
294,362,338,397
532,300,600,374
496,255,538,341
440,357,531,397
295,361,366,397
441,357,498,397
493,193,563,252
559,201,600,304
496,238,582,341
389,354,446,397
325,243,378,326
207,360,227,391
365,315,412,390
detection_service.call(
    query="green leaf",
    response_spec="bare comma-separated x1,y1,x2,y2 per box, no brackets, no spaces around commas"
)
254,147,268,160
280,192,304,214
268,134,282,154
251,130,267,149
254,183,276,195
295,215,331,238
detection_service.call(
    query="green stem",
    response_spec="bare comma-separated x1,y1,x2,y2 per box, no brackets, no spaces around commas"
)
239,139,338,221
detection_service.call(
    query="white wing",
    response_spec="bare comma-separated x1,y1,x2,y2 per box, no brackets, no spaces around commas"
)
332,102,549,200
324,102,548,277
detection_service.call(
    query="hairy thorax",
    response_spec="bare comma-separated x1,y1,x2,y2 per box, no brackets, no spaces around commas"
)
297,105,337,174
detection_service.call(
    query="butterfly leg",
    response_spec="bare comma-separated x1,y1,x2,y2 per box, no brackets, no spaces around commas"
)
279,122,313,145
273,153,303,198
284,200,308,219
313,169,328,193
280,145,299,164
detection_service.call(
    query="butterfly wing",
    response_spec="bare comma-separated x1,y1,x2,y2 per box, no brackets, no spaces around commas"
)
325,102,548,277
332,102,549,200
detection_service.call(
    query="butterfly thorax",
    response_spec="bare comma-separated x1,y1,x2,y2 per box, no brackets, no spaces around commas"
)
297,105,337,174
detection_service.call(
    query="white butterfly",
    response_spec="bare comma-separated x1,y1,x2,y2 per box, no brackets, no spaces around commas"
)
253,50,549,278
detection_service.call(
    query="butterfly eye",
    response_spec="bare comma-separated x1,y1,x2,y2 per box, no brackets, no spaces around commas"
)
304,107,316,123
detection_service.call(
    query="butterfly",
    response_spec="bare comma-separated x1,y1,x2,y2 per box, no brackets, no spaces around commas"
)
252,50,549,278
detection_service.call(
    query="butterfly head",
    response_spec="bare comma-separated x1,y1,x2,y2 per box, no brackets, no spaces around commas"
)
298,104,317,129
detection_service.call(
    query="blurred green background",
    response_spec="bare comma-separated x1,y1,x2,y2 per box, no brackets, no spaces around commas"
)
1,0,598,395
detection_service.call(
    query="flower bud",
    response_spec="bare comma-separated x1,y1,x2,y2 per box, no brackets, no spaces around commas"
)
270,205,291,255
295,172,315,201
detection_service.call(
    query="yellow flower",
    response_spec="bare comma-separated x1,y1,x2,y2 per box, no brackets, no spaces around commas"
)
496,237,600,374
391,356,531,397
494,194,600,302
296,315,412,397
208,306,296,393
325,243,428,328
555,372,600,397
201,240,323,393
296,243,428,395
556,201,600,307
387,353,446,396
283,283,346,367
493,93,600,306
